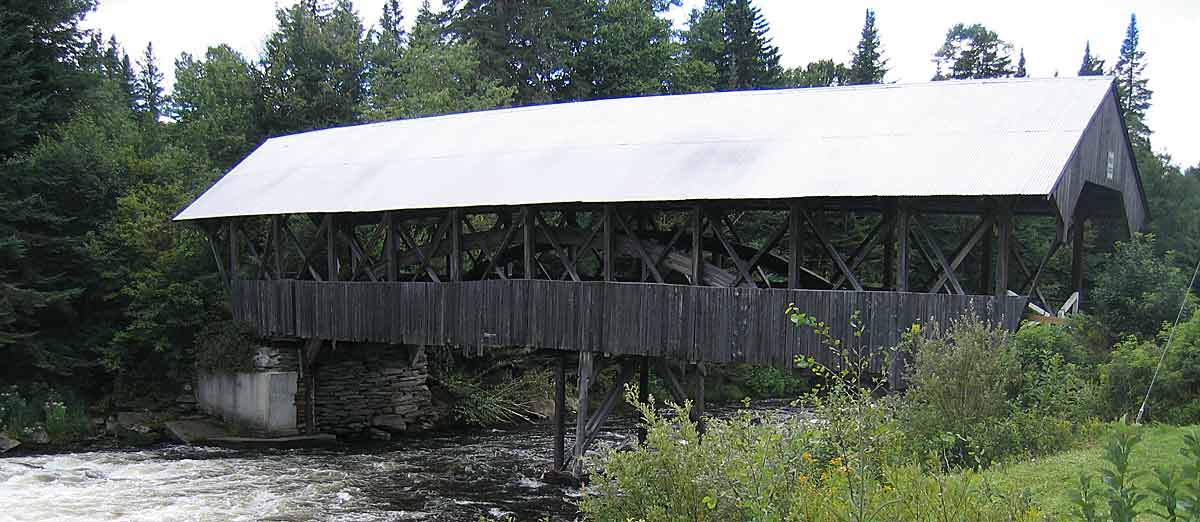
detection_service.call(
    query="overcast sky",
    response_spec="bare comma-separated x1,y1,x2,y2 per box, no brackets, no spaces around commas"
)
84,0,1198,167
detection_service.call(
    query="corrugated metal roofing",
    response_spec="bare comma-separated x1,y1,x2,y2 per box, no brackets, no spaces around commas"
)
175,76,1129,222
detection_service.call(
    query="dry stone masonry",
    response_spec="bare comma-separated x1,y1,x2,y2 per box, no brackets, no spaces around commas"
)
313,344,434,437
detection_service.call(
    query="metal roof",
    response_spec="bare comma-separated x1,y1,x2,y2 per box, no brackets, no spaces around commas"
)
175,76,1140,227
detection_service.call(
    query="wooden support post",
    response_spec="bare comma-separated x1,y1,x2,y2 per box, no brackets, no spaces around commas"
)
552,353,566,472
449,209,463,281
882,206,895,290
788,202,803,288
271,216,284,280
995,199,1012,297
691,206,703,285
384,212,397,282
227,219,239,282
523,207,535,279
691,363,706,434
637,356,650,443
894,203,910,292
979,217,993,295
1071,218,1086,297
603,205,614,281
324,215,338,281
572,351,594,476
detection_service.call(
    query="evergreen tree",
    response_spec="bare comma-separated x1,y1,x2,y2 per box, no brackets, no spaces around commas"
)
1015,48,1027,77
1113,14,1152,147
261,0,368,134
846,8,886,85
170,45,267,169
0,0,97,158
450,0,598,103
1078,41,1106,76
932,23,1014,80
577,0,679,99
134,43,165,120
682,0,781,90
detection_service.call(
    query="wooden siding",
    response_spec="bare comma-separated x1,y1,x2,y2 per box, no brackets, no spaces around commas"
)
232,279,1027,371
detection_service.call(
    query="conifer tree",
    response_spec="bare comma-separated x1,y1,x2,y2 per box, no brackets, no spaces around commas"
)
1113,14,1152,147
1015,48,1027,77
682,0,781,90
932,23,1014,80
134,42,165,120
1078,41,1106,76
847,8,886,85
578,0,678,98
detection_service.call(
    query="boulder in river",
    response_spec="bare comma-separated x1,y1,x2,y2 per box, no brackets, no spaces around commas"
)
371,414,408,433
0,432,19,453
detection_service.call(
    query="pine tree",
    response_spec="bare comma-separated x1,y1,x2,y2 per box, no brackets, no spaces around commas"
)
1078,41,1106,76
1014,48,1027,77
846,9,886,85
134,42,165,120
682,0,781,91
932,23,1014,80
577,0,678,98
782,59,848,87
1113,14,1152,147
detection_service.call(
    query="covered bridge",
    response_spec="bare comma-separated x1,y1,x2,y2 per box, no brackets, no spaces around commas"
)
177,76,1146,470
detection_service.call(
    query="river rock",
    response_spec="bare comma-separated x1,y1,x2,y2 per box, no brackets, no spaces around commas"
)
29,428,49,444
367,428,391,441
0,433,19,453
372,415,408,433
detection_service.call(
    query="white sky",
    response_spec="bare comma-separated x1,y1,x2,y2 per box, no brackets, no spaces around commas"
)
84,0,1198,167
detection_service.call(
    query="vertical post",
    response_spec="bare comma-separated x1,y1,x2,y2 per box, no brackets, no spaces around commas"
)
1071,217,1086,300
325,214,337,281
882,204,896,290
691,363,706,434
603,205,614,281
979,217,993,295
788,201,803,288
523,207,535,279
572,351,594,476
691,206,703,285
449,209,463,281
227,219,239,283
552,353,566,472
384,212,398,282
995,199,1012,298
271,216,283,280
894,202,909,292
637,357,650,443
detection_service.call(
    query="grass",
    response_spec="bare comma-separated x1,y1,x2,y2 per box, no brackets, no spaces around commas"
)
979,423,1198,521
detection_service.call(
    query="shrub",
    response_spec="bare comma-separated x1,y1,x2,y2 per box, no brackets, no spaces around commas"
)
439,368,549,427
1012,320,1103,423
193,320,258,374
1098,310,1200,424
1091,234,1195,340
0,384,93,444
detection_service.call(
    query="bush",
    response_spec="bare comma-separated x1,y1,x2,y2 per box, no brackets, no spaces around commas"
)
1012,320,1103,423
1098,310,1200,424
900,316,1087,467
193,320,258,374
0,384,93,444
1091,234,1195,340
581,390,1041,522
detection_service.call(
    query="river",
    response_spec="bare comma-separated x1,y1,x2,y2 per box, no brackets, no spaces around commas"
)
0,401,804,521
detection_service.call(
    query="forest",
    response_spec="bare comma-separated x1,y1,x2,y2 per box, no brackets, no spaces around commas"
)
2,0,1199,460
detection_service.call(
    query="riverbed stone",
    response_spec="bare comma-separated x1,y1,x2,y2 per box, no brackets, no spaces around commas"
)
0,433,19,453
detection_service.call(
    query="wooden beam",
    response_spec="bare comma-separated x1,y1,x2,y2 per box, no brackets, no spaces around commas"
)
1020,236,1063,301
1011,235,1054,309
928,214,994,293
536,213,582,282
895,203,909,292
603,206,614,281
691,363,706,434
1071,218,1086,295
384,212,397,282
800,208,864,291
477,218,520,280
572,351,593,476
708,210,757,288
978,220,993,295
614,209,664,283
281,219,324,281
788,202,803,288
204,222,228,286
449,209,463,281
394,226,441,283
832,215,888,289
691,206,703,286
736,220,789,287
228,219,239,282
553,353,566,472
910,216,965,295
523,207,535,279
271,216,284,280
325,214,337,281
995,199,1013,297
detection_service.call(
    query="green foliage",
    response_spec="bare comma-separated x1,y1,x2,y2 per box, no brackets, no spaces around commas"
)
933,23,1015,79
193,320,258,375
682,0,782,91
846,8,887,85
0,384,93,444
437,368,550,427
1092,234,1194,340
581,388,1042,522
1114,13,1153,148
169,44,266,169
1080,41,1107,76
781,59,849,88
1099,310,1200,424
